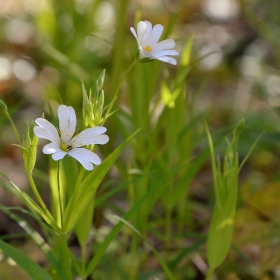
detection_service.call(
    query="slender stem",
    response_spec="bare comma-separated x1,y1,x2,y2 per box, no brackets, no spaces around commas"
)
101,59,139,125
58,233,72,280
3,109,59,229
81,244,86,280
206,267,214,280
4,110,21,145
27,172,55,221
165,206,172,252
4,109,42,211
57,161,64,228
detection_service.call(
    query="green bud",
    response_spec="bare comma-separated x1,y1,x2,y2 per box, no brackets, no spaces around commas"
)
98,89,104,109
0,99,8,111
23,122,38,173
27,131,38,173
97,69,106,91
82,72,106,127
82,81,90,127
92,82,98,98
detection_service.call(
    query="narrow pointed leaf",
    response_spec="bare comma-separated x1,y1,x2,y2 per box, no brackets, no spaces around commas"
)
0,239,53,280
63,129,140,232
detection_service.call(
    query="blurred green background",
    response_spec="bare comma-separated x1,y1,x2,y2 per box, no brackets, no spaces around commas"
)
1,0,280,279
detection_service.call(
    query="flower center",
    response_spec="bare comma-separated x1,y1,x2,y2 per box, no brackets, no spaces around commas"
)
60,142,73,152
143,45,152,52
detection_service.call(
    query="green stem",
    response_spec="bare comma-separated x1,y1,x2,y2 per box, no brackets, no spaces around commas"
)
165,206,172,252
27,172,54,221
3,108,59,230
206,267,214,280
58,233,72,280
101,59,139,125
57,161,63,228
81,244,86,280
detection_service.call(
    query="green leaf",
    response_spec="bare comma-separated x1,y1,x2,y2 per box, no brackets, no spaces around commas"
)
63,129,140,233
0,99,8,111
206,123,240,270
161,82,180,109
181,34,194,67
27,134,38,173
82,81,90,127
1,174,60,233
106,212,176,280
85,162,185,277
207,177,237,269
1,206,67,280
19,188,60,232
0,239,53,280
75,202,94,247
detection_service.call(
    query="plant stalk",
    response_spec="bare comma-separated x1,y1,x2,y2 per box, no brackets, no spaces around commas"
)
57,161,64,228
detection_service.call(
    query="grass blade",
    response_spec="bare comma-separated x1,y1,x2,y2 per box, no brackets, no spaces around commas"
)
0,238,53,280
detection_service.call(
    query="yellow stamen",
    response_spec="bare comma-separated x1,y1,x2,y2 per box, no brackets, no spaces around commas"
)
60,143,68,151
143,45,152,52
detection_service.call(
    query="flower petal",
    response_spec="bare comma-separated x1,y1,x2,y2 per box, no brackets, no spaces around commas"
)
152,39,176,52
34,118,60,144
58,105,76,142
139,50,153,59
149,24,164,47
155,56,177,65
72,126,109,146
131,20,178,66
152,50,179,57
52,150,67,161
42,142,60,154
136,21,147,46
68,148,102,170
144,20,152,44
130,27,139,43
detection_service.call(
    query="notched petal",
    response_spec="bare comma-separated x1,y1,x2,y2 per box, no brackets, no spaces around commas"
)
52,150,67,161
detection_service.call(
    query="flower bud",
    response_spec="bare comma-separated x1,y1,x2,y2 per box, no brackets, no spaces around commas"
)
23,122,38,173
82,71,106,127
97,69,105,91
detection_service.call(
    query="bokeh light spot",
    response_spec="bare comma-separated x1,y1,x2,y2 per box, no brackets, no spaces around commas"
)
0,56,12,81
13,59,36,82
202,0,239,21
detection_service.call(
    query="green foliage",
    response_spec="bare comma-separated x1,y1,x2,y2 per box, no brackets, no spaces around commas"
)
0,239,53,280
63,129,140,233
0,1,277,279
205,122,240,274
82,70,106,127
23,123,38,174
0,99,8,111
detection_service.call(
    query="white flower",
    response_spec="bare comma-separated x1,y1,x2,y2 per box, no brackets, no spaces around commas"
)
34,105,109,171
130,20,179,65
